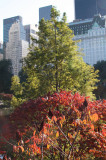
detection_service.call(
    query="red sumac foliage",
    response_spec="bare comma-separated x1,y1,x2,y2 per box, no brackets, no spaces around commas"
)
2,91,106,159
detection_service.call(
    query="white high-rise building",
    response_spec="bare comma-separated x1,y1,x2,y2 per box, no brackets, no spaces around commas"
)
69,14,106,65
6,21,29,75
24,24,38,46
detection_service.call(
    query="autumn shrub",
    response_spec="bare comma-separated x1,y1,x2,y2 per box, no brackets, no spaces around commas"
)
1,91,106,160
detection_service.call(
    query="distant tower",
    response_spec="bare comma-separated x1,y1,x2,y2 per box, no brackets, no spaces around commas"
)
24,24,38,45
39,5,52,21
3,16,22,58
6,21,29,75
3,16,22,43
75,0,106,19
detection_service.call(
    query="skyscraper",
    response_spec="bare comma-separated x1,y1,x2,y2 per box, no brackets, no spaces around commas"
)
6,21,29,75
39,5,52,21
75,0,106,19
24,24,38,45
3,16,22,58
3,16,22,43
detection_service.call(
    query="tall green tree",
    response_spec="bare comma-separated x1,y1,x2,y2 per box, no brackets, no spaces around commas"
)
11,7,98,101
0,59,13,93
18,68,28,83
94,60,106,99
94,60,106,83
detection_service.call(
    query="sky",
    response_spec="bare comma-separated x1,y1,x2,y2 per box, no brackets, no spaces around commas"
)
0,0,75,42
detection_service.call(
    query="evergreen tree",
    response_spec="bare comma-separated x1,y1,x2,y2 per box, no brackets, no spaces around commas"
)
94,60,106,99
11,7,98,101
0,59,13,93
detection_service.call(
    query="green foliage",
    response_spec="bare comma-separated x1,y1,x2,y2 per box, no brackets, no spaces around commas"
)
18,68,28,83
10,96,24,108
0,59,13,93
23,7,98,99
11,76,23,96
22,72,39,99
11,7,99,102
11,76,25,107
94,60,106,81
94,60,106,99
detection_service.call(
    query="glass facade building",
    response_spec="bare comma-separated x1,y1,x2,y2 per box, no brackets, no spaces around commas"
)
75,0,106,20
3,16,22,43
39,5,52,21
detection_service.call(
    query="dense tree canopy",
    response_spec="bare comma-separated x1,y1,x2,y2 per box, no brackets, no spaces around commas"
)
0,59,13,93
11,7,98,102
94,60,106,99
94,61,106,81
18,68,27,84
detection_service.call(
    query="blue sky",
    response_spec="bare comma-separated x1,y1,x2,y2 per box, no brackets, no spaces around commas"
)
0,0,75,42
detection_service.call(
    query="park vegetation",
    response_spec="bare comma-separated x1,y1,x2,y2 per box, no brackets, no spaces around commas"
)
0,7,106,160
1,91,106,159
10,7,99,108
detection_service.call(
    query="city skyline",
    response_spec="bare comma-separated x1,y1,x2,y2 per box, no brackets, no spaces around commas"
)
0,0,74,41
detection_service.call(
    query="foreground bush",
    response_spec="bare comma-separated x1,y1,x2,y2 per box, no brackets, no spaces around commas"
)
1,91,106,160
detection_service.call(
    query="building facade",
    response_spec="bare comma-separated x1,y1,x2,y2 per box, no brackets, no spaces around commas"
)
39,5,52,21
0,41,3,60
3,16,22,58
6,21,29,75
3,16,22,43
69,14,106,65
75,0,106,20
24,24,38,45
